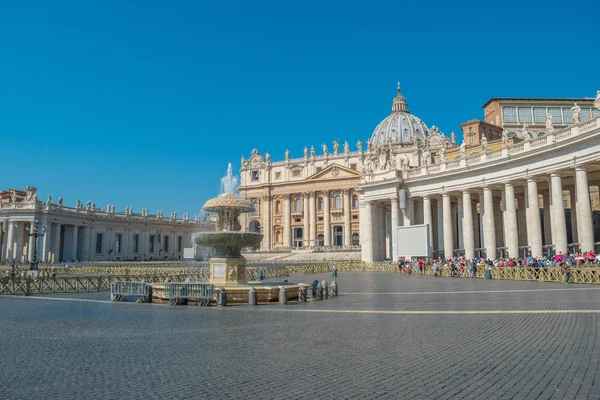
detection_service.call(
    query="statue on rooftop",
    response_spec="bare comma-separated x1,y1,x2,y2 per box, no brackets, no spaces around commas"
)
343,140,350,155
594,90,600,110
47,194,52,204
572,103,581,124
546,113,554,133
303,146,308,159
450,131,456,144
333,140,339,155
356,140,363,153
322,143,328,156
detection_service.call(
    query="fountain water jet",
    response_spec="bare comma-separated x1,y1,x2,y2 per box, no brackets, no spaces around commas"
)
194,163,263,285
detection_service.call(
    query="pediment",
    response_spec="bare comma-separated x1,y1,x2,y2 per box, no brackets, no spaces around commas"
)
307,163,361,181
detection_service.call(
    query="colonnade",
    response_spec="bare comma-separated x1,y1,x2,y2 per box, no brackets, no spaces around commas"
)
363,165,599,261
0,219,191,262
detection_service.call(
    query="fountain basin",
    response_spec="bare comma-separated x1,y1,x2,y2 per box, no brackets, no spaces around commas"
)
194,231,262,258
151,281,306,304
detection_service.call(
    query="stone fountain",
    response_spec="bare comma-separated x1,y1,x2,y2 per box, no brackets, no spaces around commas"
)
194,163,263,286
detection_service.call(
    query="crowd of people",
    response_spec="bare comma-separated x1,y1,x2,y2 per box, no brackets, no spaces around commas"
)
396,251,600,284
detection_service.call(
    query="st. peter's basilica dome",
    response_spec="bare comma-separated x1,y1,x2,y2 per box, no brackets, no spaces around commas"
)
369,84,430,147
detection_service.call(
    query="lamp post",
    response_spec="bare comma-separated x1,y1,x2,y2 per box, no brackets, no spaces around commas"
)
26,219,47,275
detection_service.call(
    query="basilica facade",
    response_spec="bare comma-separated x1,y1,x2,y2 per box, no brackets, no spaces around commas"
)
239,86,600,262
0,187,212,263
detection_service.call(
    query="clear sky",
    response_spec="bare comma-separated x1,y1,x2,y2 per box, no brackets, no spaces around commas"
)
1,0,598,217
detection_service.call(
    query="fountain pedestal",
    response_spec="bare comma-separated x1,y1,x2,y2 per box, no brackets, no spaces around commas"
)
209,257,247,286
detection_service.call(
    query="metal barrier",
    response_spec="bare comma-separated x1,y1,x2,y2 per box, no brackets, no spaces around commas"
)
164,282,215,306
110,281,152,303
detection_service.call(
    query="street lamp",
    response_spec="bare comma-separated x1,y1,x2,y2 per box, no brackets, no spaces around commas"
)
26,219,47,273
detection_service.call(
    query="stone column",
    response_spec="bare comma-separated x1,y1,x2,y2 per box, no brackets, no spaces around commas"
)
436,198,444,253
423,195,433,249
517,196,527,248
526,177,543,257
575,165,594,252
451,203,458,251
361,201,374,261
71,226,79,260
457,196,463,250
570,190,578,244
6,221,15,262
473,197,481,250
343,189,352,247
391,197,400,259
494,199,503,248
542,193,552,247
283,194,291,247
442,193,453,258
28,223,35,262
323,190,331,247
504,183,519,258
403,198,414,226
462,191,474,260
483,186,496,259
309,192,317,247
262,195,271,250
53,223,62,262
303,193,310,247
550,172,568,255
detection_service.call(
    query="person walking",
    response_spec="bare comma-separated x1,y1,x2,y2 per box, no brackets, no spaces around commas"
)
332,265,338,278
258,268,264,282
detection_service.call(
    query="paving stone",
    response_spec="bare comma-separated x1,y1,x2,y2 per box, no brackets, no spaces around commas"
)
1,272,600,399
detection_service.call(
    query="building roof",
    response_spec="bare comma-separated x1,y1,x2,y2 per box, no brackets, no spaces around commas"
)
482,97,594,108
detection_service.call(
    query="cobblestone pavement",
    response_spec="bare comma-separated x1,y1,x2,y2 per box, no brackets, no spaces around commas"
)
1,272,600,399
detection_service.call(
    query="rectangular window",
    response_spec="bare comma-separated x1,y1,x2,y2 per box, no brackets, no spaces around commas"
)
275,172,281,180
562,107,573,123
116,234,122,254
517,107,532,123
592,108,600,118
164,235,170,253
178,236,183,252
581,108,591,121
316,167,322,173
502,106,517,123
350,164,356,170
251,170,259,181
134,234,139,253
549,107,562,124
149,235,155,253
533,107,546,123
95,233,103,254
292,169,301,177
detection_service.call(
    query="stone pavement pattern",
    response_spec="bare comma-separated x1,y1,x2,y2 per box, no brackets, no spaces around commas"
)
1,272,600,399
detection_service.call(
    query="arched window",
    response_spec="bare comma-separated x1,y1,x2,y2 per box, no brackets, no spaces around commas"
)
295,197,302,211
334,195,341,209
318,197,323,211
352,195,358,209
537,131,545,137
275,200,281,214
252,202,258,214
352,233,360,246
507,131,517,138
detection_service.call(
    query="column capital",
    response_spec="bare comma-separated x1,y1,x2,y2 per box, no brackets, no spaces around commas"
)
342,188,350,195
526,175,537,182
574,164,587,172
503,181,515,188
261,195,271,202
309,191,316,198
549,170,563,178
282,193,291,200
321,189,330,196
390,197,398,205
442,192,450,198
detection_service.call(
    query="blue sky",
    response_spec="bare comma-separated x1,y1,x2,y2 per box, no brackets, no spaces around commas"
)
1,0,598,217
